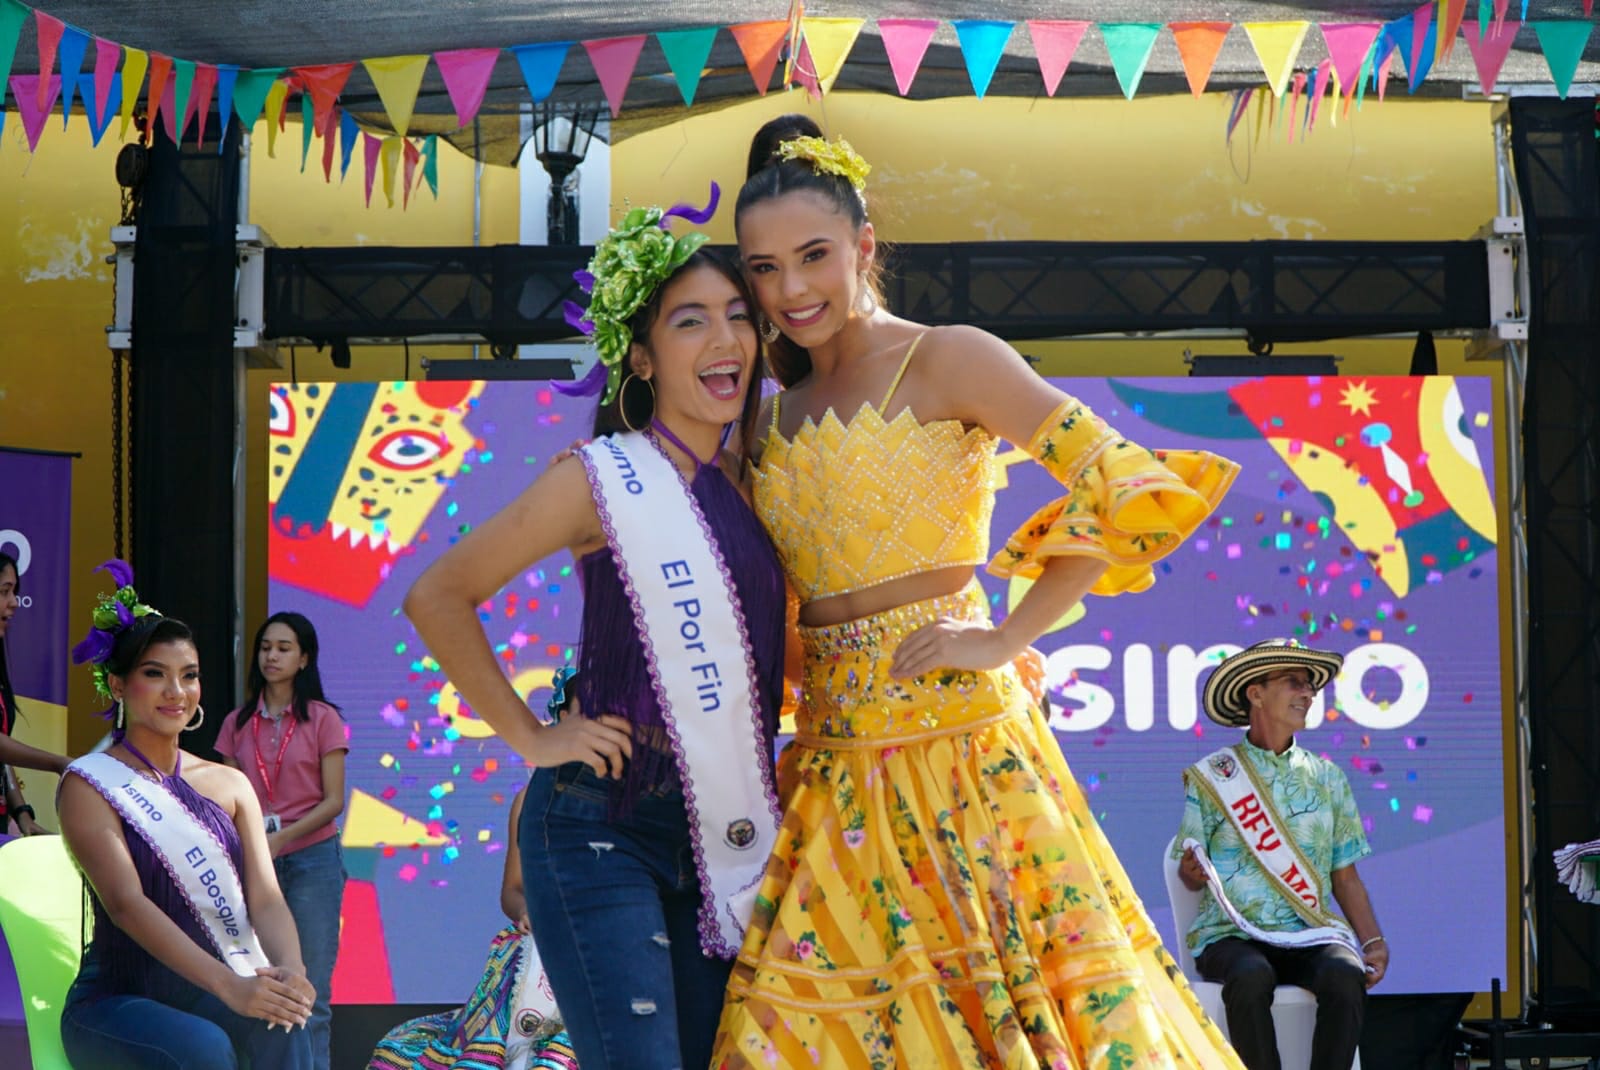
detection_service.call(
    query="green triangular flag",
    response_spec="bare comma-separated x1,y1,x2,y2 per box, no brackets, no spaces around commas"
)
1099,22,1162,100
231,67,283,130
1478,0,1491,39
0,0,27,101
172,59,195,141
1533,21,1594,99
300,87,314,171
422,134,439,198
656,27,718,106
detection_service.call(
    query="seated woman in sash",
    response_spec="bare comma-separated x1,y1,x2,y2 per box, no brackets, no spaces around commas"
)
405,188,786,1070
57,561,315,1070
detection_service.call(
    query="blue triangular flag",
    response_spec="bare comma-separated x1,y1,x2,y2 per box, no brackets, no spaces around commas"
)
215,65,239,151
340,109,358,181
952,20,1013,98
57,26,89,127
1405,16,1438,90
510,42,571,104
77,71,119,145
1373,19,1403,87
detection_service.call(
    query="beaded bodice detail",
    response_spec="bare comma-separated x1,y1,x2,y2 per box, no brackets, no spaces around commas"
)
754,402,1000,603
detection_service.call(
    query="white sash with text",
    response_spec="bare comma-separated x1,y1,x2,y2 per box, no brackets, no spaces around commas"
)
1188,746,1360,955
69,752,271,974
580,432,781,959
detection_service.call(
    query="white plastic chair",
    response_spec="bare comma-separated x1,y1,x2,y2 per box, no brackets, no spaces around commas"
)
1163,836,1360,1070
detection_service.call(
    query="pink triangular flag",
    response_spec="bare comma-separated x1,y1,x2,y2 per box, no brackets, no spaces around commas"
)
158,75,180,143
1377,46,1396,100
582,36,646,118
1027,20,1088,97
93,39,120,127
33,10,64,108
434,48,499,128
792,38,821,98
1321,23,1382,93
1461,20,1520,94
188,63,217,145
878,18,937,96
9,75,62,151
1288,71,1307,143
1409,2,1435,78
321,105,337,181
363,132,382,207
1492,0,1511,32
403,138,420,209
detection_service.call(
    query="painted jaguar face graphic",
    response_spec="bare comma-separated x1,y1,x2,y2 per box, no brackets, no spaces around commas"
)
269,380,485,607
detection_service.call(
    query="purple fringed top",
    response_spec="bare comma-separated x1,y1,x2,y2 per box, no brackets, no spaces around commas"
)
576,457,786,807
74,762,245,1002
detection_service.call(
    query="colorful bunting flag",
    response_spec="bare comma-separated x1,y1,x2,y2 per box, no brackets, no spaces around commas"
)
1288,70,1306,143
231,67,279,138
403,136,420,208
294,62,354,135
657,27,719,106
1170,22,1230,97
1243,21,1310,98
145,54,173,144
729,21,787,95
117,47,147,140
582,36,646,118
0,0,26,107
340,109,358,181
32,8,61,108
1100,23,1162,100
798,17,863,94
510,41,570,103
1322,23,1382,93
56,25,87,126
364,54,429,136
93,38,119,130
791,38,821,98
1532,21,1594,99
422,134,439,198
1439,0,1469,60
189,62,217,144
262,77,289,156
170,58,194,143
1407,3,1435,85
878,18,938,97
952,20,1013,99
1026,20,1088,98
78,70,119,146
363,131,381,207
380,134,403,207
215,64,239,149
321,104,338,180
299,86,314,171
435,48,498,128
8,74,59,151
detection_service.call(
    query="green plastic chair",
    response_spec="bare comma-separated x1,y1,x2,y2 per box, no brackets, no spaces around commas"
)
0,836,84,1070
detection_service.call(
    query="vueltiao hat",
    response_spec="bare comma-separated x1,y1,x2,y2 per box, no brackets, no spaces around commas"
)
1201,638,1344,727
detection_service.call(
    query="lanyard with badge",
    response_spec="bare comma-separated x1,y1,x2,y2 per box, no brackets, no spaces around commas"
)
253,709,297,833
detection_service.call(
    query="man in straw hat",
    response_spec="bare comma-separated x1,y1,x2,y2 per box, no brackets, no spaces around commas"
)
1173,638,1387,1070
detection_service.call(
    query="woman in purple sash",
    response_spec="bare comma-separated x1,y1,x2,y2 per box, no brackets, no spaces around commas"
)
405,193,786,1070
57,563,314,1069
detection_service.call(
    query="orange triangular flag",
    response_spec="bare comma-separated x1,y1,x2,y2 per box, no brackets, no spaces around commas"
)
144,53,173,145
293,63,354,136
730,20,789,95
1438,0,1469,59
1170,22,1230,97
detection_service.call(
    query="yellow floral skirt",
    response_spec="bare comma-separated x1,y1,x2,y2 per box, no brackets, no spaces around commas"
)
711,585,1243,1070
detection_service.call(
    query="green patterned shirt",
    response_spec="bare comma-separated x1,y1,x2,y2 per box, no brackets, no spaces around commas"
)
1173,736,1371,954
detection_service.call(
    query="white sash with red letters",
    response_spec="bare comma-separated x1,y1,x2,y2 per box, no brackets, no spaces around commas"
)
1187,744,1361,955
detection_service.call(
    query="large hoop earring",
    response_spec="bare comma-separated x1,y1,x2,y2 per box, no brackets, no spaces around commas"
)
760,318,780,344
855,276,878,317
618,373,656,433
184,705,206,732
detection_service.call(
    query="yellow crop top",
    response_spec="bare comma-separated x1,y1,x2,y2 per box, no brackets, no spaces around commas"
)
753,338,1241,604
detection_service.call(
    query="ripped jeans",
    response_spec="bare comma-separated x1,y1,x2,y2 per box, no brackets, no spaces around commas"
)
520,763,734,1070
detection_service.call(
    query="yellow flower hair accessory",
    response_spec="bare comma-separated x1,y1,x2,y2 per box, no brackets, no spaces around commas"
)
776,136,871,193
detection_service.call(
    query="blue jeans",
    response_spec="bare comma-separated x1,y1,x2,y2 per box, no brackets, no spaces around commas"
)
274,835,346,1070
62,978,312,1070
519,764,734,1070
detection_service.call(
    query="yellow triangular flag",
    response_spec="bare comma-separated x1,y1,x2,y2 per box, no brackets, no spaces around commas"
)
118,48,148,140
262,78,289,157
799,17,864,93
380,135,404,207
363,54,429,137
1243,21,1310,98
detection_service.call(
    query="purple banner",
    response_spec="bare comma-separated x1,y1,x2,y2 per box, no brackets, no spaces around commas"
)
269,376,1505,1002
0,448,74,707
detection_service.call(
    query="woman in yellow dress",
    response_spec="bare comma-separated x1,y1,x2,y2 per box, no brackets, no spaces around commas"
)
710,114,1248,1070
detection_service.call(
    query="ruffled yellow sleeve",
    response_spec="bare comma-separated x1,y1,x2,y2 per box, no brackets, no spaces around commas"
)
987,397,1240,595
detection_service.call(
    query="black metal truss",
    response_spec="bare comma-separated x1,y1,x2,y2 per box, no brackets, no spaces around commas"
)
263,239,1490,347
1511,95,1600,1017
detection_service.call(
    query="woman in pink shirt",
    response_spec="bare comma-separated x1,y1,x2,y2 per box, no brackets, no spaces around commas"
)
216,611,348,1070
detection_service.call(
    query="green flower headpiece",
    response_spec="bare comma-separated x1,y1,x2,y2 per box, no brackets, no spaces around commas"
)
70,559,160,713
558,184,720,405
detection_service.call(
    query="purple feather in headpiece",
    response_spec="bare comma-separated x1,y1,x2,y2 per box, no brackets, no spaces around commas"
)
72,628,115,666
660,182,720,227
95,558,135,590
563,299,595,337
574,269,596,295
552,360,607,399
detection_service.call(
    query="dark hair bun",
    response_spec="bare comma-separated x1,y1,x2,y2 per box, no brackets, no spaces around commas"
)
746,114,826,180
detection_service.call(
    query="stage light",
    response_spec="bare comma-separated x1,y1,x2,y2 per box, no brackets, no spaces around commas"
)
1185,341,1340,378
